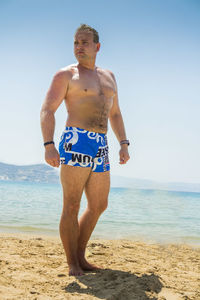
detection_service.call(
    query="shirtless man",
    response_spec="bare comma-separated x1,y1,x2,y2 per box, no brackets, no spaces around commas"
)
40,24,130,276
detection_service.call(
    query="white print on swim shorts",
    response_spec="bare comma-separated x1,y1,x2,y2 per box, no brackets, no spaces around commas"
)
92,157,103,171
65,131,79,146
87,132,104,145
62,127,87,146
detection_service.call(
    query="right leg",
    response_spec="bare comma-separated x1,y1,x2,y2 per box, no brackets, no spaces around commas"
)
59,165,91,276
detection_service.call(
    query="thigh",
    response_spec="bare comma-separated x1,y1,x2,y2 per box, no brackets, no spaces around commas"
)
60,165,92,209
84,171,110,209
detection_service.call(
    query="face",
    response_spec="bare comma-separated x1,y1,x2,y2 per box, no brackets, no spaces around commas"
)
74,31,100,62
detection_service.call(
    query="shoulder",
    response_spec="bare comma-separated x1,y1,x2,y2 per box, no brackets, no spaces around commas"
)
97,67,116,81
53,64,77,82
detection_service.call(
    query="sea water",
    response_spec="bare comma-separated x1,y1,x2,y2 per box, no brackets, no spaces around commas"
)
0,181,200,245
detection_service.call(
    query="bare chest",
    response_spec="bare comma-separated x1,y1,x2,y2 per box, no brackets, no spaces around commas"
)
67,70,116,99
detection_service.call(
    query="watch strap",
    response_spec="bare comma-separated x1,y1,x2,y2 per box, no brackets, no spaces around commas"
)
120,140,130,146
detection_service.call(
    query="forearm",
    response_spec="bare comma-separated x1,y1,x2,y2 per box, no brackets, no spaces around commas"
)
109,112,127,143
40,109,56,143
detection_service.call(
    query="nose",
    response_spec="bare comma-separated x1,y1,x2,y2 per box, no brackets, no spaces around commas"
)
75,46,84,53
75,46,81,53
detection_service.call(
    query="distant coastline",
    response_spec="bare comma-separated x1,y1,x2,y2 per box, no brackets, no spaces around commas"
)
0,162,59,184
0,162,200,193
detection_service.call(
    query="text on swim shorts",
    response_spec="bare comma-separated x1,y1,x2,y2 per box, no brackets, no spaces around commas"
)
95,146,109,157
72,153,92,163
64,142,108,157
64,143,72,152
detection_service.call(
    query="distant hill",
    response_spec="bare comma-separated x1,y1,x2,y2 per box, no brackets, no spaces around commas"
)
0,162,200,192
0,162,59,184
111,176,200,193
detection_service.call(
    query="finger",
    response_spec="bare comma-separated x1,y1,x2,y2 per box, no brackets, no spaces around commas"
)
53,158,60,168
119,157,125,164
53,155,60,167
51,162,56,167
46,159,56,167
57,155,61,167
120,155,129,164
123,157,129,163
121,153,127,161
55,159,60,167
122,158,129,164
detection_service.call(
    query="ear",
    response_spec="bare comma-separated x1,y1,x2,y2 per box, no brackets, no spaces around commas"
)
96,43,101,52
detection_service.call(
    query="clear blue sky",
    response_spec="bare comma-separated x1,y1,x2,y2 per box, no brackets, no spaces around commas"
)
0,0,200,183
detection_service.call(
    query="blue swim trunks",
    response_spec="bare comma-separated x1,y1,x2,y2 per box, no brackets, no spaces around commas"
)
59,127,110,172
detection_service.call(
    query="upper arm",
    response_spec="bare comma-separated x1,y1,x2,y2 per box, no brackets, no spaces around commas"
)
108,71,121,118
41,69,72,113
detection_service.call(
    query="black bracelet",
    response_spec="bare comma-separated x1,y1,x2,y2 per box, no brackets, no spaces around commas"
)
44,141,54,147
120,140,130,146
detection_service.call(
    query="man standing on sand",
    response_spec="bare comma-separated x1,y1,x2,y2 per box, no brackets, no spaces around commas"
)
40,24,130,276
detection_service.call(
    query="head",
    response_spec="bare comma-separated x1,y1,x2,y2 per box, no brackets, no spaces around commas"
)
74,24,100,64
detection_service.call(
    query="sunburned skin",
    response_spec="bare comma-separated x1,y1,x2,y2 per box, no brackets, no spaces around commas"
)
64,64,115,133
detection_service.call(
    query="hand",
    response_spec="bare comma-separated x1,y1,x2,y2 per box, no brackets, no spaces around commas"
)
45,145,60,168
119,145,130,164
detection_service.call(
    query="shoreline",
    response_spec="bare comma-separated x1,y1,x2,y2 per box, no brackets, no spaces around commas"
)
0,230,200,248
0,233,199,299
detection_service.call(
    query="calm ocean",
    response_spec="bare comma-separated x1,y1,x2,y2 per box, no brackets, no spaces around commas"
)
0,181,200,245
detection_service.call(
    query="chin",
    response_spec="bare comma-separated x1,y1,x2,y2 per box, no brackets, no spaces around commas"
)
76,57,83,62
76,55,83,60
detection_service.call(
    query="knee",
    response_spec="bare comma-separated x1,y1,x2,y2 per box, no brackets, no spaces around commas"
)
89,198,108,215
61,198,80,217
100,199,108,213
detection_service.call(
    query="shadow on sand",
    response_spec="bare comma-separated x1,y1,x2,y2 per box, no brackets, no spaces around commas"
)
64,268,163,299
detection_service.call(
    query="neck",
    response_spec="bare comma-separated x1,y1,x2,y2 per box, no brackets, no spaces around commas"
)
77,59,96,70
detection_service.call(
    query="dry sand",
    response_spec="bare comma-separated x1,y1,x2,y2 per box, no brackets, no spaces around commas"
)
0,233,199,300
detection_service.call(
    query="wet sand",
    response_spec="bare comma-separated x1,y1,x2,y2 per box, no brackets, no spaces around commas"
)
0,233,199,300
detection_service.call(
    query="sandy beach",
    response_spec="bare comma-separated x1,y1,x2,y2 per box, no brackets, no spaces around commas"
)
0,233,199,300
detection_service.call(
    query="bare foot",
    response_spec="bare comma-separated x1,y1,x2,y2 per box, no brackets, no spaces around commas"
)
68,264,84,276
79,257,101,271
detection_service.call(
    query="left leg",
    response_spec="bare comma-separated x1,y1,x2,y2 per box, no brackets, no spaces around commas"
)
77,170,110,270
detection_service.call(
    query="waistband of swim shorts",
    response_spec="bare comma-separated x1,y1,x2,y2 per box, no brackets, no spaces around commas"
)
64,126,106,136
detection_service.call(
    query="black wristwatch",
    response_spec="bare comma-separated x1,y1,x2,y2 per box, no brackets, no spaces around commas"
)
120,140,130,146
